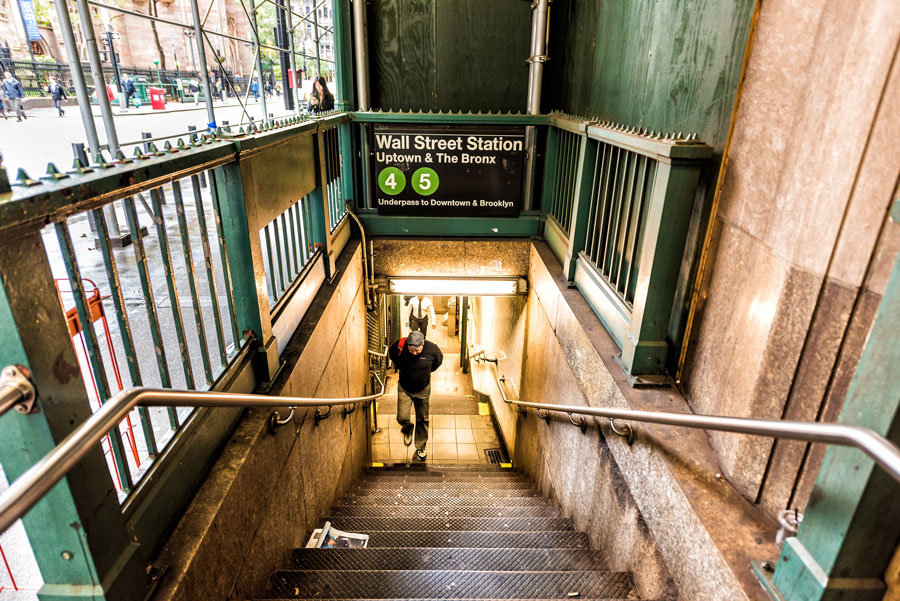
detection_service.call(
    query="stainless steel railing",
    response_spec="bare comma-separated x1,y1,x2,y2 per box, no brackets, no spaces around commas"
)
491,372,900,485
0,378,385,535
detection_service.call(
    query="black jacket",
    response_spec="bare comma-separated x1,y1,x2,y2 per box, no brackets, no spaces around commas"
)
389,339,443,393
48,82,67,100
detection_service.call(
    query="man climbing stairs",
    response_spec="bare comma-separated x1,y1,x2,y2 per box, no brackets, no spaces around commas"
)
255,464,640,600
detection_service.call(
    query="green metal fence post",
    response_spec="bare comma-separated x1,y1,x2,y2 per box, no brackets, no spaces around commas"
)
762,199,900,601
539,126,560,220
312,132,336,277
562,134,597,281
619,157,704,376
212,161,278,382
0,230,150,601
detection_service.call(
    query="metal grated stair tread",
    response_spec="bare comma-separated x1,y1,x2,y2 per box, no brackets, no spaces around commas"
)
287,548,609,571
344,488,542,499
369,464,518,473
263,569,636,599
363,531,590,549
327,506,562,518
363,476,529,484
336,496,554,507
353,480,535,491
320,517,573,532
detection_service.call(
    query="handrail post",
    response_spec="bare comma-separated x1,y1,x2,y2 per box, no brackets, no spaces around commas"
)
0,230,150,600
764,200,900,601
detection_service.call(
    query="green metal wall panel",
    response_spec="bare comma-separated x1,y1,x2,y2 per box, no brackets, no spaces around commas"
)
548,0,755,152
368,0,531,112
545,0,756,374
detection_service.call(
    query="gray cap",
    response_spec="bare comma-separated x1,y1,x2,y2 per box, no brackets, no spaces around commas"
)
406,331,425,348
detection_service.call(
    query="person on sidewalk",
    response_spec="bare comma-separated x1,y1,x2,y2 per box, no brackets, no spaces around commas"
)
122,74,137,110
251,78,259,101
2,71,26,121
189,77,200,105
407,295,436,339
389,330,443,461
47,76,67,116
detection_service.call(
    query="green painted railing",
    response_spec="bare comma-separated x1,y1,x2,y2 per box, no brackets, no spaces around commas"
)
541,113,712,379
259,193,319,308
0,113,351,601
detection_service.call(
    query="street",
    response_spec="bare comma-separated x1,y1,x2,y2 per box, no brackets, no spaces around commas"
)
0,96,303,179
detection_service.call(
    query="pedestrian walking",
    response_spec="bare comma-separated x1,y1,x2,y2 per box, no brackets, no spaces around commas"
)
407,295,436,339
189,77,200,105
251,78,259,101
46,76,67,116
2,71,26,121
388,330,443,461
122,74,137,110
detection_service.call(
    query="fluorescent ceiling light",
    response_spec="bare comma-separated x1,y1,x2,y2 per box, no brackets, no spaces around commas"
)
389,278,522,296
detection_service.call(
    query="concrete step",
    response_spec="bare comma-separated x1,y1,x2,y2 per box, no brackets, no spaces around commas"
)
262,569,635,599
287,548,608,572
327,506,561,518
319,517,574,532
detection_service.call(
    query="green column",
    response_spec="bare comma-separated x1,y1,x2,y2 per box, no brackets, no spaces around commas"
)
769,199,900,601
0,231,149,601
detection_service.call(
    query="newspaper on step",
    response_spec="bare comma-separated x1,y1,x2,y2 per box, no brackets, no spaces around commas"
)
305,521,369,548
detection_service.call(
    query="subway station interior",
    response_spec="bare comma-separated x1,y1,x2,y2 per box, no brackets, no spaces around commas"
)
1,1,900,601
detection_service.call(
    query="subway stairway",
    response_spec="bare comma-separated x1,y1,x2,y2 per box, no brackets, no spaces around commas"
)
254,464,639,600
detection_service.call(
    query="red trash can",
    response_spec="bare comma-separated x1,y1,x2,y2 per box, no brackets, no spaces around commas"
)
149,87,166,110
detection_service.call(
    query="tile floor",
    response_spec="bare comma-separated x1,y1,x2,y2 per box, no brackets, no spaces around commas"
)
371,307,503,465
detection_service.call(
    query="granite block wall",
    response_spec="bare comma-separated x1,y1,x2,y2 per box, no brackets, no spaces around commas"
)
505,243,777,601
469,295,526,455
153,242,369,601
681,0,900,514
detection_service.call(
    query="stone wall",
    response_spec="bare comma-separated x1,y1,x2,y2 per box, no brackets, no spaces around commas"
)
153,242,370,601
508,242,777,601
682,0,900,514
469,294,526,455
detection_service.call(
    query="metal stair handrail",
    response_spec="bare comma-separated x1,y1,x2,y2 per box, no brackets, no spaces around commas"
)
0,378,385,535
492,373,900,485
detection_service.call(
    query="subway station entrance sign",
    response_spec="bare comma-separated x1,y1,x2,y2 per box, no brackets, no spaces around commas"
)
372,124,525,216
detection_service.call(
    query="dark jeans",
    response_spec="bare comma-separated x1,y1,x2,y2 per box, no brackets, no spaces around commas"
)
53,98,64,114
396,383,430,451
409,315,429,338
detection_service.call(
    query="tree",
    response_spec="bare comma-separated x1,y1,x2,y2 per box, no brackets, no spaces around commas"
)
147,0,165,70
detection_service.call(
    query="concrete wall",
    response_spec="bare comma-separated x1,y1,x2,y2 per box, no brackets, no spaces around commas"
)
509,242,777,601
153,242,370,601
469,295,526,455
682,0,900,514
514,284,676,600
